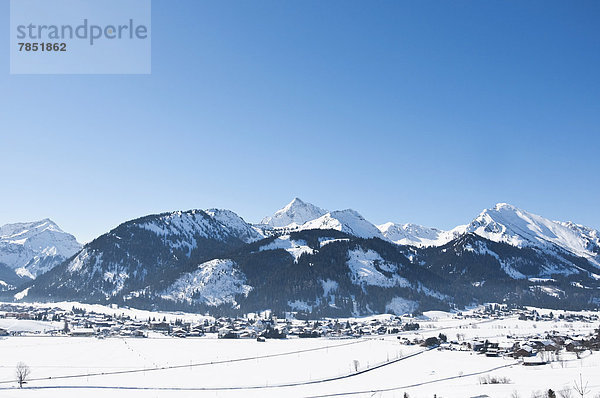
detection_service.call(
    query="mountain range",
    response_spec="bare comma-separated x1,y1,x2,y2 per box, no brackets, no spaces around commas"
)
1,199,598,316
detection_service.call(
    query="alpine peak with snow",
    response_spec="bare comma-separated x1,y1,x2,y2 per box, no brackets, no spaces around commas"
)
260,197,327,228
300,209,384,239
464,203,600,263
0,219,81,289
261,198,383,239
3,199,600,316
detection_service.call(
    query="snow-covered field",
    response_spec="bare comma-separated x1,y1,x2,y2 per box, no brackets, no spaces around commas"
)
0,308,599,398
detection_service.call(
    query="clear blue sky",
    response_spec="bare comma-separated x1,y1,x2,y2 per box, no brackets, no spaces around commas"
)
1,1,599,243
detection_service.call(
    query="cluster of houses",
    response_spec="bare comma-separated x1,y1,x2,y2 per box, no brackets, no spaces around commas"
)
1,303,598,359
0,304,413,340
452,331,600,366
214,313,420,340
433,306,600,366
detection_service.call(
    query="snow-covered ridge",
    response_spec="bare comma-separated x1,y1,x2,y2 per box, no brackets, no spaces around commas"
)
375,203,600,264
138,209,263,250
465,203,600,263
205,209,264,243
0,219,81,279
138,211,212,252
378,222,466,247
259,235,314,263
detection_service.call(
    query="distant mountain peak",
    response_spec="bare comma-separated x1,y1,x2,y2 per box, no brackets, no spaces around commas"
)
467,203,600,262
0,218,62,238
261,198,327,228
0,219,81,280
300,209,384,239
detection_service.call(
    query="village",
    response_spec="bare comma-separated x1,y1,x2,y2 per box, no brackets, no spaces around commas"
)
1,302,599,368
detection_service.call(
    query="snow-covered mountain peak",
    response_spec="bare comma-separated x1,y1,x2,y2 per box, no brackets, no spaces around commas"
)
300,209,384,239
261,198,327,228
468,203,546,245
0,219,82,279
0,219,63,239
466,204,600,261
287,197,304,208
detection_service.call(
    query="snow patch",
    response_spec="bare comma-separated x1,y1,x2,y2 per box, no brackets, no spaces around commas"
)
287,300,312,312
385,297,418,315
161,259,252,307
320,279,339,296
319,237,350,247
259,236,314,263
15,267,34,279
68,249,93,273
417,284,449,300
347,248,410,288
14,287,31,300
529,277,556,283
531,285,564,298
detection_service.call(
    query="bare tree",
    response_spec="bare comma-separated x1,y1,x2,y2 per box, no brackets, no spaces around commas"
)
573,374,590,398
15,362,30,388
511,390,521,398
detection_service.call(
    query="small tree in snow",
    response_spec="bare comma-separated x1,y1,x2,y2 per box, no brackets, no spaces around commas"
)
16,362,30,388
573,374,590,398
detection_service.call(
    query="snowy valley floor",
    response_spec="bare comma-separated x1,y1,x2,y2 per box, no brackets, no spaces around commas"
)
0,309,599,398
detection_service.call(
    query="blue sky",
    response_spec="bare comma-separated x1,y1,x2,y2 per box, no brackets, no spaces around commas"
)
1,0,599,243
